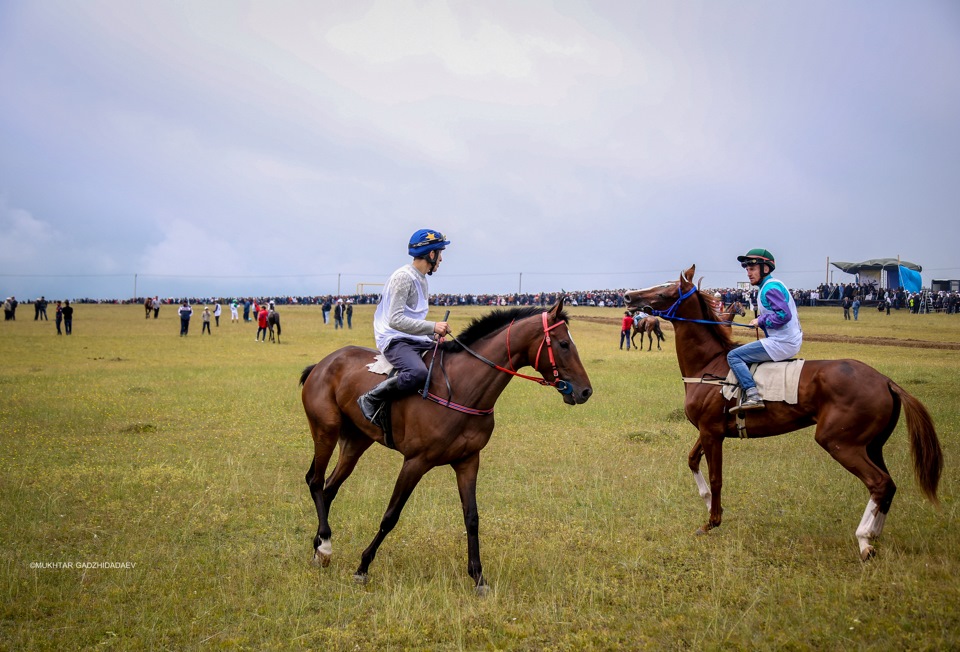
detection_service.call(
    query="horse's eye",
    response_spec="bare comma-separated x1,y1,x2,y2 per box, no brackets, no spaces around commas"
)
558,340,570,350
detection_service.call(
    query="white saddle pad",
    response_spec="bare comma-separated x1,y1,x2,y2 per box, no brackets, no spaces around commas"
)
722,359,804,404
366,354,394,376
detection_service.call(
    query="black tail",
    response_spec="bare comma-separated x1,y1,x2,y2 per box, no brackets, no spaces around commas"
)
299,364,316,387
655,323,666,342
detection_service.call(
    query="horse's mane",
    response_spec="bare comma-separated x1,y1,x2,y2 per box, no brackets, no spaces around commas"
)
694,290,736,352
441,306,570,352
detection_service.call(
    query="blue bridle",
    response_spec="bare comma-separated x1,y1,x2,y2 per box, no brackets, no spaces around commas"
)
650,283,756,329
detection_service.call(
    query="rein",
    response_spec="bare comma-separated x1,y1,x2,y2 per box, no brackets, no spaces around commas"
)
420,312,574,416
651,285,757,329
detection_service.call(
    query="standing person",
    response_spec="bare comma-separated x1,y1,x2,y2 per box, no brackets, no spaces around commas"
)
3,297,11,321
213,302,222,327
39,296,48,320
727,248,803,411
243,299,251,322
322,298,332,325
334,299,345,329
357,229,451,425
230,299,239,323
61,300,73,335
153,296,160,319
346,300,353,329
256,303,269,341
620,310,633,350
178,300,193,336
34,297,42,320
55,300,63,335
852,297,861,321
842,296,852,320
8,297,17,320
201,307,212,334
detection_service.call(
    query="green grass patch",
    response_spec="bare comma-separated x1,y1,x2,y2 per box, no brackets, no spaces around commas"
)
1,303,958,649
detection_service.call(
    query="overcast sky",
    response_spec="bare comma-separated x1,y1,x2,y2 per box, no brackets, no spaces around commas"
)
2,1,959,300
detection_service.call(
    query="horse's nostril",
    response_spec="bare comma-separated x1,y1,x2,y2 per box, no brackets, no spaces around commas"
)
581,387,593,401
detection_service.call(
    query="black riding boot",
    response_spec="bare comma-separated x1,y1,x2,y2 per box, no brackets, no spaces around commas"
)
357,376,402,425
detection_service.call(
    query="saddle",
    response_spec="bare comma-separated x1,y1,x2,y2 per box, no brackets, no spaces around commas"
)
721,359,805,404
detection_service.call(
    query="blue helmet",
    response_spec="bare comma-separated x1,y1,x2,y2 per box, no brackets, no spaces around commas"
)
408,229,450,257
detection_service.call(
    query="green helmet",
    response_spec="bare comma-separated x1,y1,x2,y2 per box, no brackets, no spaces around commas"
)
737,248,775,273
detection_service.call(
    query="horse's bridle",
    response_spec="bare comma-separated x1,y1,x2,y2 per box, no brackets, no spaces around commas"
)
421,311,575,415
649,283,755,329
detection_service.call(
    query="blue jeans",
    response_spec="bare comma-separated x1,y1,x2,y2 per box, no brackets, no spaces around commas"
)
727,340,772,391
383,337,434,393
620,330,630,349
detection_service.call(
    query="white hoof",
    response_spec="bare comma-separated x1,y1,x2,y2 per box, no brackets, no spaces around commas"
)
312,539,332,567
353,573,369,585
475,584,491,598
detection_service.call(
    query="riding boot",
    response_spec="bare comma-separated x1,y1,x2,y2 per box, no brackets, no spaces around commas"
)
357,376,402,425
737,386,765,411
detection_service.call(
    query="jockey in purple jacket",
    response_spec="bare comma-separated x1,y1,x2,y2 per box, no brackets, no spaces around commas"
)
727,248,803,411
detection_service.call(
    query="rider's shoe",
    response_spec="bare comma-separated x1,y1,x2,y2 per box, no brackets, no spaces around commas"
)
735,387,765,412
357,376,401,425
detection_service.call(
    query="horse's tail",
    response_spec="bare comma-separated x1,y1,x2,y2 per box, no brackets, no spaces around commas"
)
890,382,942,506
299,364,316,387
275,316,281,335
655,321,666,341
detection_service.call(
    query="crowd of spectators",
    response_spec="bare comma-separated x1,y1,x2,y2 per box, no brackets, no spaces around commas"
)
8,287,960,314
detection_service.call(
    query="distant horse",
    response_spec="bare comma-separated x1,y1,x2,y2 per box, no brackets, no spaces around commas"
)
631,315,666,351
625,265,942,561
267,309,281,343
715,301,746,330
144,297,153,319
299,300,593,593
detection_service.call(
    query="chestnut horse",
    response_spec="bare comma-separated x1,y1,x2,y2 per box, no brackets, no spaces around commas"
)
630,315,666,351
625,265,942,560
299,300,593,593
143,297,153,319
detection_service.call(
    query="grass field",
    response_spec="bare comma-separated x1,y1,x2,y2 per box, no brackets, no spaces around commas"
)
1,301,958,650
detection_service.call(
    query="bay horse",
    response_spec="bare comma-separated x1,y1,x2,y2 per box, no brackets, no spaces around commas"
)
298,300,592,593
143,297,153,319
267,309,281,343
719,300,746,322
625,265,942,560
630,315,666,351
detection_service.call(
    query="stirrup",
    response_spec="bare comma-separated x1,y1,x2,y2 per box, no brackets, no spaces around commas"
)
732,395,765,412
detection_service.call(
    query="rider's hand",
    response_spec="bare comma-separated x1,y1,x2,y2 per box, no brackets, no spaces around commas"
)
749,318,760,328
434,321,450,337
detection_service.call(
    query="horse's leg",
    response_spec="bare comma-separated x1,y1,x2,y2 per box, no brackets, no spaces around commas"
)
631,329,638,349
815,414,898,561
646,331,653,351
452,453,488,595
355,457,430,584
687,438,711,511
698,431,724,534
321,434,375,514
305,430,339,567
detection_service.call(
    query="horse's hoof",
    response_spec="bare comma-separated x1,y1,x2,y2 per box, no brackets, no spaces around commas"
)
860,546,876,562
312,551,331,568
353,572,369,585
475,583,491,598
695,525,710,536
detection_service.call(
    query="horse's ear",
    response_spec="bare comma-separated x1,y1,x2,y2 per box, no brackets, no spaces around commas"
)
682,265,696,285
697,276,704,290
550,295,566,317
